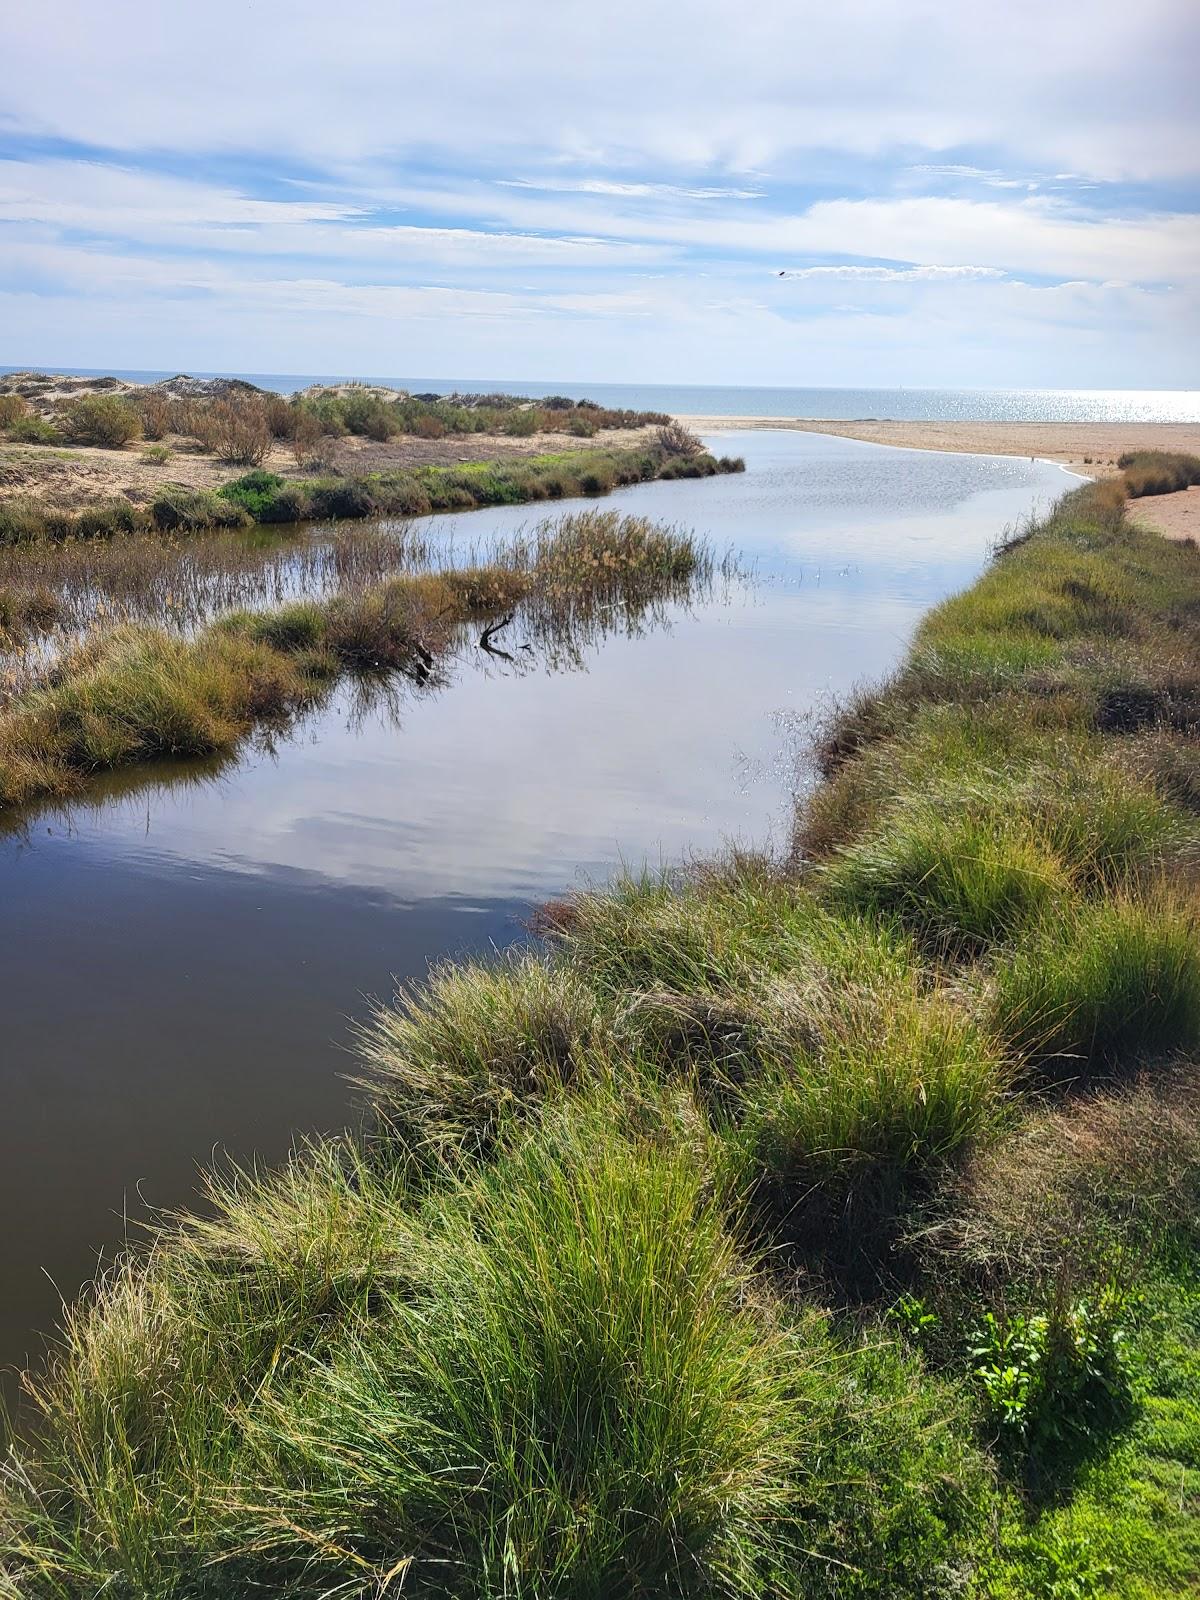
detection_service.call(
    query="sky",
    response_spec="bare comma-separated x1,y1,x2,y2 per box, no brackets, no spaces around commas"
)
1,1,1198,389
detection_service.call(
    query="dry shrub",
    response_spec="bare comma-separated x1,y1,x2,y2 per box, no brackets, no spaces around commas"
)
208,396,272,465
657,420,704,458
288,407,325,468
264,393,294,439
0,393,30,429
135,391,173,440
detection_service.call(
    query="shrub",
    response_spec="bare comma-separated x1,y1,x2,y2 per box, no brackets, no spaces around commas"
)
287,404,325,467
306,479,379,520
207,396,272,465
568,414,596,437
61,394,142,447
72,499,141,539
410,413,446,439
657,420,704,458
217,469,287,517
0,393,30,428
991,895,1200,1075
134,390,173,440
7,413,62,444
140,443,172,464
502,407,540,437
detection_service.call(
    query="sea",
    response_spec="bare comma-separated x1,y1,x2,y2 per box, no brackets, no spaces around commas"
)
3,367,1199,424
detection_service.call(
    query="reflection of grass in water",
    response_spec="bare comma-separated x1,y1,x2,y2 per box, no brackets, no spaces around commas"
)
0,520,437,641
0,512,712,814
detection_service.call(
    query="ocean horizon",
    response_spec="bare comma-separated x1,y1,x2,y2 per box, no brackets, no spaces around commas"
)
4,366,1199,424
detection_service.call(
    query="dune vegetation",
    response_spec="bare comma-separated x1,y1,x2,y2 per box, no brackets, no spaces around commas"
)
2,471,1200,1597
0,432,744,546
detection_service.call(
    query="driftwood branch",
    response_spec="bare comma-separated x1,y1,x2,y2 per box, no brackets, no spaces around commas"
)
479,614,516,661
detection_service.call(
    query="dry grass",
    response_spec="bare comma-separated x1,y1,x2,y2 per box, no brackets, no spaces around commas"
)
918,1068,1200,1281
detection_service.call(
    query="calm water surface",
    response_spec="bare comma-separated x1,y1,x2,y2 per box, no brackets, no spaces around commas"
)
6,367,1198,422
0,431,1073,1395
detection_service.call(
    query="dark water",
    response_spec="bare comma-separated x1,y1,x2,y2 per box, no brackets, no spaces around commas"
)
5,366,1199,422
0,430,1074,1396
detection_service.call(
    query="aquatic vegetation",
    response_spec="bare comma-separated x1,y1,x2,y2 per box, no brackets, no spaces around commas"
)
0,511,710,811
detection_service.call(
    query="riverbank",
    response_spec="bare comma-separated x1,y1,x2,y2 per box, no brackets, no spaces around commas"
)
3,465,1197,1596
680,415,1200,478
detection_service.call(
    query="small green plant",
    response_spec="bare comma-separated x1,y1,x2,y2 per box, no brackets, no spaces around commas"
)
887,1292,940,1344
140,443,173,464
970,1282,1135,1459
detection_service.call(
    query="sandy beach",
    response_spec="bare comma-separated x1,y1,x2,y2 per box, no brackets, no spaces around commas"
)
680,416,1200,540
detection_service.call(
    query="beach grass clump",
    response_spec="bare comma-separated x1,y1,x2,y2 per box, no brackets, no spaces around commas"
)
822,805,1070,954
359,955,604,1162
1,1140,417,1593
0,394,29,429
735,977,1007,1246
23,625,313,771
920,1069,1200,1281
150,485,252,533
989,894,1200,1077
0,583,58,643
1117,449,1200,498
229,1113,807,1597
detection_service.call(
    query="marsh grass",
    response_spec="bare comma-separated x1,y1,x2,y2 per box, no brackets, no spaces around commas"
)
0,512,710,810
1117,449,1200,498
989,893,1200,1076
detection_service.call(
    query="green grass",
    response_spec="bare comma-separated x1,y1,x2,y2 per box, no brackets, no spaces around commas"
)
3,469,1199,1597
989,895,1200,1078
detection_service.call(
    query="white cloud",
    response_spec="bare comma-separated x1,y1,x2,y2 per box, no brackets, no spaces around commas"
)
778,265,1005,282
3,1,1198,182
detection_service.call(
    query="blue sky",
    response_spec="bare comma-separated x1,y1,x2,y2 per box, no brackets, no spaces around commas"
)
2,1,1197,387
